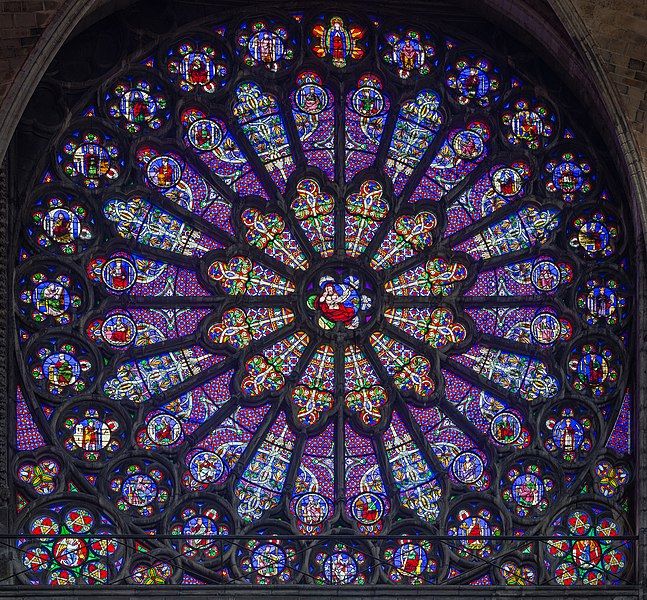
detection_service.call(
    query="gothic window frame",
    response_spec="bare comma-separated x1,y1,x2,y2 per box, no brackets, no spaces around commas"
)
3,1,640,591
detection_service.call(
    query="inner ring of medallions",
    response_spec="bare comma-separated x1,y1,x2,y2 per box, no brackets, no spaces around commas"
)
299,260,381,339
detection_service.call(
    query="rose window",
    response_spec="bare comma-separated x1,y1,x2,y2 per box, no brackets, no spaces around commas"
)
11,7,634,588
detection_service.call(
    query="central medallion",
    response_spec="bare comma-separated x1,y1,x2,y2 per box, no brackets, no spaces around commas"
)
306,269,375,330
305,267,376,332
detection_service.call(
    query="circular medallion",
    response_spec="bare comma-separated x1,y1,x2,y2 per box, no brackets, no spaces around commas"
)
42,353,81,388
393,543,428,575
28,336,96,398
586,286,617,320
572,539,602,569
32,283,70,317
31,515,58,536
553,161,583,193
577,353,609,384
188,119,223,151
146,414,182,446
181,52,216,86
89,536,118,557
120,89,156,124
578,222,610,254
567,341,619,399
530,313,561,345
500,456,559,522
567,509,591,535
101,314,137,347
352,86,384,117
58,401,126,464
24,547,49,572
183,515,219,549
235,524,300,584
73,144,110,178
452,130,484,159
323,552,358,584
531,260,561,292
294,492,330,525
296,83,328,114
101,257,137,292
490,412,522,445
146,155,182,188
305,267,376,333
122,474,157,507
393,37,425,72
65,508,94,533
451,451,484,484
458,516,491,549
43,208,81,243
511,474,544,507
492,167,522,196
350,492,385,525
251,543,287,576
511,110,544,141
457,67,489,98
82,561,108,584
552,417,585,451
188,451,225,484
53,538,88,568
166,498,232,564
49,569,75,585
248,31,285,64
72,417,111,451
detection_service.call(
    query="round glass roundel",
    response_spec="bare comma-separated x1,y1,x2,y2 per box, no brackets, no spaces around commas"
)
12,7,634,587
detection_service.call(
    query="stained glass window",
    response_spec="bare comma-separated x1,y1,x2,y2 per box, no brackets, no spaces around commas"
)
11,7,635,589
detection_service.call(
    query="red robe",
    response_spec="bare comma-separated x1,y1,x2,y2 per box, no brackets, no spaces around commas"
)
315,298,356,326
331,32,345,60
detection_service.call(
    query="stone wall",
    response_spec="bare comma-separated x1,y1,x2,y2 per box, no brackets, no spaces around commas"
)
571,0,647,162
0,1,64,102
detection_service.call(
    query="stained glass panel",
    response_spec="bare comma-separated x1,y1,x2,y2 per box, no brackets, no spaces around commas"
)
10,6,636,589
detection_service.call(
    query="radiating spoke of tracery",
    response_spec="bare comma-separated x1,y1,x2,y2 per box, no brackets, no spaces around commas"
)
12,7,635,588
290,423,336,534
344,74,389,182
